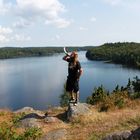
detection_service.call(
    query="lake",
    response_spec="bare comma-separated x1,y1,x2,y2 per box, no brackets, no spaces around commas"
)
0,51,140,110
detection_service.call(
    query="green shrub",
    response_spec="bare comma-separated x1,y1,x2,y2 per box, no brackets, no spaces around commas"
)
113,91,128,109
87,85,130,111
22,127,42,140
0,121,42,140
86,96,94,105
0,112,5,116
99,96,114,112
87,77,140,111
12,113,26,126
114,98,125,109
132,76,140,92
86,85,108,105
130,92,140,99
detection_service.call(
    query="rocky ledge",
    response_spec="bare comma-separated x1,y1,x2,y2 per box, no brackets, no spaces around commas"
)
13,103,91,140
12,104,140,140
66,103,91,121
102,127,140,140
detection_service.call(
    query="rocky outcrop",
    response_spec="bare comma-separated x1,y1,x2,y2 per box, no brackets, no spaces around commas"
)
129,127,140,140
5,104,140,140
102,127,140,140
13,106,67,140
16,107,63,128
14,107,45,117
44,116,61,123
14,107,45,128
102,131,132,140
20,118,42,128
40,129,67,140
14,107,35,113
66,103,91,121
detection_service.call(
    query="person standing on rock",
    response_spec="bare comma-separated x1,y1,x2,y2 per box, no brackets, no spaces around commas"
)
63,51,83,105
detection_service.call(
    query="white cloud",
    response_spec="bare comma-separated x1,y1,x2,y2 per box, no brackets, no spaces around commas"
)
46,18,70,28
51,34,61,41
0,0,71,28
0,26,13,34
90,17,97,22
56,35,60,40
123,1,140,11
0,0,11,15
0,0,5,14
0,25,31,43
13,18,32,28
103,0,122,6
103,0,140,9
0,26,12,43
79,26,88,31
0,34,9,43
3,0,71,28
82,3,88,7
13,34,31,42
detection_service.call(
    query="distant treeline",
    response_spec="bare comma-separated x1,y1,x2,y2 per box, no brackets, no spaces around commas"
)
0,46,90,59
86,42,140,69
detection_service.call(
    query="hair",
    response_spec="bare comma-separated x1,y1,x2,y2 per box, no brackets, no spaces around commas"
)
73,51,78,66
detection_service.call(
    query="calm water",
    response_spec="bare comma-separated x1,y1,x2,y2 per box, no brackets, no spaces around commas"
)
0,51,140,110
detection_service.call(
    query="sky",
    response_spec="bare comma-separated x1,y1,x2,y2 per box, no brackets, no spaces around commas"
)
0,0,140,47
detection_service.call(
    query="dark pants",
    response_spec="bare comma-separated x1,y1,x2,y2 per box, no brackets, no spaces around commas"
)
66,78,79,93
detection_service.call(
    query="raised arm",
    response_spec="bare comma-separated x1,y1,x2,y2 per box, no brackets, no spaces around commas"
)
63,55,71,61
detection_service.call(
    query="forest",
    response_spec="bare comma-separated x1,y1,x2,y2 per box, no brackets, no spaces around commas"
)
86,42,140,69
0,46,89,59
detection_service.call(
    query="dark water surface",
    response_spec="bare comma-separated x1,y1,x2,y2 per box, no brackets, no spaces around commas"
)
0,51,140,110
